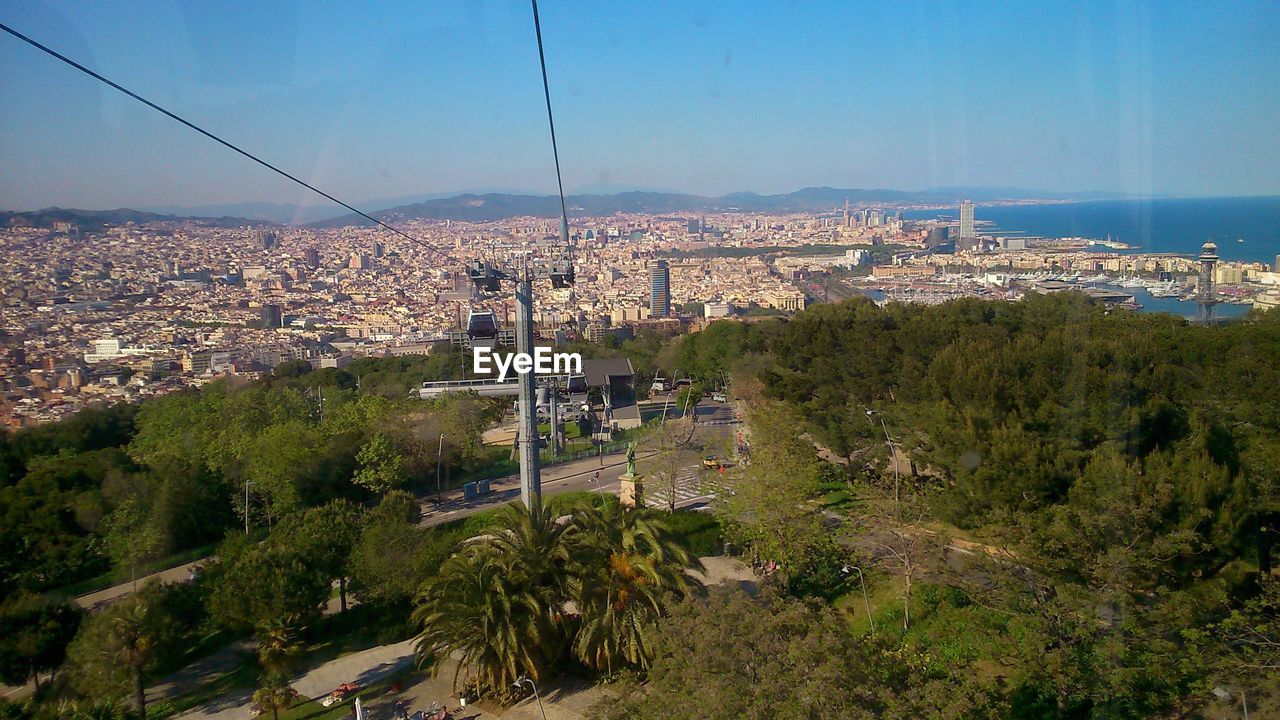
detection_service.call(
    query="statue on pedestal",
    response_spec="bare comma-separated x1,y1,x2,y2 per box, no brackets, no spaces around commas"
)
619,441,643,508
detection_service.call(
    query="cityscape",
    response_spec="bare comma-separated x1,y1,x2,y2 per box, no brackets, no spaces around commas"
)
2,2,1279,720
5,198,1278,427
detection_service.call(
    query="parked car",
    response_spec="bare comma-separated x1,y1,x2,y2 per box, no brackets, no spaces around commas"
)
712,392,727,403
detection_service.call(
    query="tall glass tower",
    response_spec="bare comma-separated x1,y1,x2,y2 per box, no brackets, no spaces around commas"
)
959,201,976,246
650,259,671,317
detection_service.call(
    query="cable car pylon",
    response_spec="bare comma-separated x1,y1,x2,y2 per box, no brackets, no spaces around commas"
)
464,0,574,510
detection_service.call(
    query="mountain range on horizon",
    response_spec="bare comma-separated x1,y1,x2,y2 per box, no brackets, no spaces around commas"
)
3,186,1164,230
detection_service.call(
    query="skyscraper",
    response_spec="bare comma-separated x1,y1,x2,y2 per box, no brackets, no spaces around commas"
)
260,304,282,329
649,259,671,318
959,201,976,247
304,248,320,268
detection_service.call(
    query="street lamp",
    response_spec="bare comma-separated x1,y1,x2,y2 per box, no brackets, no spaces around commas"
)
865,409,899,504
841,564,875,635
1213,686,1249,719
514,676,548,720
435,433,446,500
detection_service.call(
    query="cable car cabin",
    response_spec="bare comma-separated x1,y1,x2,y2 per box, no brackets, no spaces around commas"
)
550,265,574,288
466,310,499,349
468,260,501,292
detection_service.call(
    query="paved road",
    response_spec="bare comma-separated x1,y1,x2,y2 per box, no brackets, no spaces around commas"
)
419,451,633,525
420,400,740,525
645,466,730,510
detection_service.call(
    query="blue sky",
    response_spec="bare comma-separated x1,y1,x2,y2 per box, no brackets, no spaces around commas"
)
1,0,1278,211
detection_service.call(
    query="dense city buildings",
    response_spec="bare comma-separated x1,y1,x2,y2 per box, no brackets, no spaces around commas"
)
1,201,1275,426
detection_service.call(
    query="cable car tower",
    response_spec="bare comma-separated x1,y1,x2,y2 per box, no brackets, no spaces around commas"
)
1196,240,1220,325
467,0,575,509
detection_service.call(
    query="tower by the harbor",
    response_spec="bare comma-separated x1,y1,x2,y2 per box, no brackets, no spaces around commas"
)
1196,240,1220,325
959,200,976,249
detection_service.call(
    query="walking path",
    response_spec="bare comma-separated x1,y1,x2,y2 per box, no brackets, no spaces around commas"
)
173,557,756,720
74,561,206,610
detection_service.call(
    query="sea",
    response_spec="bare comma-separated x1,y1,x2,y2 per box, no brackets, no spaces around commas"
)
897,196,1280,320
859,284,1251,321
902,196,1280,265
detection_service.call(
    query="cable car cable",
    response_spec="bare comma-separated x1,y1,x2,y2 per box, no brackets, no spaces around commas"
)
530,0,570,248
0,20,442,259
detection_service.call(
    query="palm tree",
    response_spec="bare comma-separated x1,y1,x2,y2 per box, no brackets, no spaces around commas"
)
255,617,301,677
107,595,161,720
569,502,705,673
252,675,299,720
413,500,705,695
413,501,576,697
485,498,578,594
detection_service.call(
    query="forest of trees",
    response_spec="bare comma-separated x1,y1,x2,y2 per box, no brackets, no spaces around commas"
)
2,292,1278,718
605,292,1280,718
0,355,504,602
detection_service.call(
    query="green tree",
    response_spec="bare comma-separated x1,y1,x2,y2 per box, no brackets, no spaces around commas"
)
208,543,329,636
413,501,576,698
570,501,704,673
719,402,829,579
254,618,301,679
350,493,450,610
591,587,1004,720
352,433,406,496
1203,578,1280,693
101,496,164,590
251,675,299,720
66,584,175,719
270,500,361,611
0,593,83,691
242,421,323,523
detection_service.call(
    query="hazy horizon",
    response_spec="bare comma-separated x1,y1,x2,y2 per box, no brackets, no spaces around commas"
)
13,187,1280,222
2,1,1279,211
